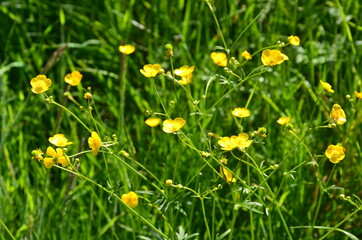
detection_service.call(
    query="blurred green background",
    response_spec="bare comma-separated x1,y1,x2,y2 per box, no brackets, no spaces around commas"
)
1,0,362,239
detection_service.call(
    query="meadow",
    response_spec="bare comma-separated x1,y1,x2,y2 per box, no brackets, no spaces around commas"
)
1,0,362,239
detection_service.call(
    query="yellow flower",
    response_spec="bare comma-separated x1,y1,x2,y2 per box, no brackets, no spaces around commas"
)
174,65,195,85
43,146,69,168
121,191,139,208
165,179,173,186
330,104,346,125
210,52,227,67
277,117,290,125
325,144,345,164
49,134,73,147
145,117,162,127
162,117,186,133
232,108,250,118
220,166,236,183
288,35,300,46
88,132,101,156
241,50,252,60
84,92,92,99
119,44,135,55
31,149,44,161
354,91,362,99
64,71,83,86
140,64,162,78
30,75,52,94
261,49,288,66
218,133,252,151
320,80,334,93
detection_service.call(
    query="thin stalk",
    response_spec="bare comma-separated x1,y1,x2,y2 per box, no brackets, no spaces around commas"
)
54,164,170,239
50,100,92,133
319,207,361,240
206,1,228,50
0,219,16,240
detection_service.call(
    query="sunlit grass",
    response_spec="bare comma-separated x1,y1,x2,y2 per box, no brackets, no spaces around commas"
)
1,0,362,239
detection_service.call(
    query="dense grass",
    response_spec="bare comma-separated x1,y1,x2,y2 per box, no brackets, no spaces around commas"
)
1,0,362,239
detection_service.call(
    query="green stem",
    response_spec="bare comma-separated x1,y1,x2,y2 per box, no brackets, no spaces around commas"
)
0,219,16,240
200,198,212,240
51,100,92,133
206,1,228,51
319,207,361,240
54,165,170,239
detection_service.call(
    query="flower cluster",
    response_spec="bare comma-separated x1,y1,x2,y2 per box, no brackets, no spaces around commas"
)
174,65,195,85
121,191,139,208
218,133,252,151
210,52,227,67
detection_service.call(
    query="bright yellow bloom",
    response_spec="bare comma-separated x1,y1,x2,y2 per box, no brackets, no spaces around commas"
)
354,91,362,99
320,80,334,93
277,117,290,125
261,49,288,66
31,149,44,161
288,35,300,46
174,65,195,85
210,52,227,67
140,64,162,78
232,108,250,118
165,179,173,186
162,117,186,133
49,134,73,147
43,146,69,168
241,50,252,60
64,71,83,86
84,92,92,99
330,104,346,125
119,44,135,55
218,133,252,151
30,75,52,94
88,132,101,156
220,166,236,183
121,191,139,208
145,117,162,127
325,144,345,163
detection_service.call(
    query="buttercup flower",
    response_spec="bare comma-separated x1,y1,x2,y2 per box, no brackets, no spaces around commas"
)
220,166,236,183
30,75,52,94
162,117,186,133
174,65,195,85
165,179,173,186
330,104,346,125
288,35,300,46
210,52,227,67
320,80,334,93
121,191,139,208
325,144,345,163
43,146,69,168
88,132,101,156
84,92,92,99
140,64,162,78
64,71,83,86
354,91,362,99
277,117,290,125
261,49,288,66
218,133,252,151
31,149,44,161
49,134,73,147
242,50,252,60
232,108,250,118
145,117,162,127
119,44,135,55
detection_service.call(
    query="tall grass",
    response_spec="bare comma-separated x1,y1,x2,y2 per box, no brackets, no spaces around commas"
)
1,0,361,239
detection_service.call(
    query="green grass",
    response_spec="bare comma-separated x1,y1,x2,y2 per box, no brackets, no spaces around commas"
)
1,0,362,239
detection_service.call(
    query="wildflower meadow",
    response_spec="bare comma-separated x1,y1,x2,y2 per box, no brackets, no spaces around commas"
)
1,0,362,239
